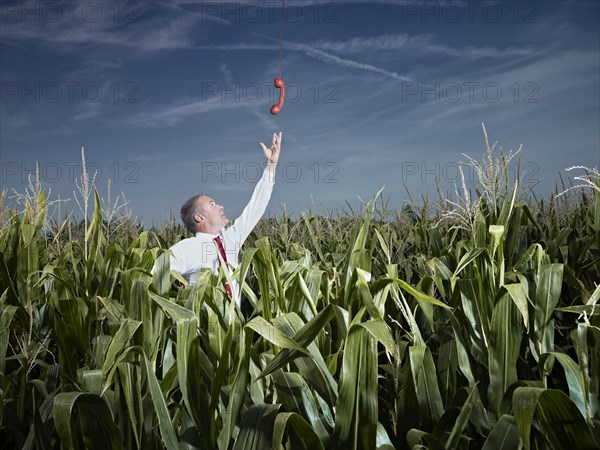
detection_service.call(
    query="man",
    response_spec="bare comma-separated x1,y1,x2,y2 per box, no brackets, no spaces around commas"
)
169,132,282,308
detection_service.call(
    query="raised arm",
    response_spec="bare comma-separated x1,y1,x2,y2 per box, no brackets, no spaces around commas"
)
228,132,282,244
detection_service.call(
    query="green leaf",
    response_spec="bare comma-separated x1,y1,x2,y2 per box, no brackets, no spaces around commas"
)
513,243,544,271
53,392,121,450
530,264,563,363
444,310,476,387
408,345,444,427
272,371,330,445
453,248,484,278
540,351,590,421
101,319,141,373
0,304,18,373
259,307,340,388
273,411,325,450
488,291,521,414
503,282,530,331
176,316,199,440
481,414,521,450
357,320,399,360
374,228,391,264
79,369,103,393
393,277,452,310
406,428,445,450
513,387,596,450
186,336,214,446
444,385,479,449
333,325,378,450
102,346,179,450
302,212,327,263
148,291,195,322
245,316,309,354
269,312,339,407
343,194,379,305
116,362,143,449
152,250,171,296
233,404,281,450
356,268,382,320
218,329,252,449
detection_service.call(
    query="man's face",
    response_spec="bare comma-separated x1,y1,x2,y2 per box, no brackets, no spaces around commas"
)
195,196,229,232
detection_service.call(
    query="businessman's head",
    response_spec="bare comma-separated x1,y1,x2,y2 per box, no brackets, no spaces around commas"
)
181,194,229,234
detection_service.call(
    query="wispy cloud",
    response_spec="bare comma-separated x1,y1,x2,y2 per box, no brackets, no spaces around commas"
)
154,0,232,25
159,0,440,6
120,95,254,128
196,41,413,82
289,41,414,81
316,33,539,59
74,103,103,121
0,5,199,51
68,58,125,79
220,63,234,85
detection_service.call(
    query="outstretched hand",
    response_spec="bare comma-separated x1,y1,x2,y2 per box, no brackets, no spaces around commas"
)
260,132,282,166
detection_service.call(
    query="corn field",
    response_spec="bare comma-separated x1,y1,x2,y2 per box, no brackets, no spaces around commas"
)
1,137,599,449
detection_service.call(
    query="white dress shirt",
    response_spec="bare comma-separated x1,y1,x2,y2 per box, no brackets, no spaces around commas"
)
169,167,275,305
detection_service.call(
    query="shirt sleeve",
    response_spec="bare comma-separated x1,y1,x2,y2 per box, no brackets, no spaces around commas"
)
227,167,275,245
169,245,186,275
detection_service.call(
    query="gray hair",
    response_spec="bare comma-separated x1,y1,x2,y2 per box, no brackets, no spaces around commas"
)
180,193,206,233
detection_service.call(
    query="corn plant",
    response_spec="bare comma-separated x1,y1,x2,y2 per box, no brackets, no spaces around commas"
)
1,129,599,449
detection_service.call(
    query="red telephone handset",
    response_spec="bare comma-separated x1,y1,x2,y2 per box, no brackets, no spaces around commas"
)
270,77,285,115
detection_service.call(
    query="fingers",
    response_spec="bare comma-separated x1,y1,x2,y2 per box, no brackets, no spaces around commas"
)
262,132,282,158
272,132,282,149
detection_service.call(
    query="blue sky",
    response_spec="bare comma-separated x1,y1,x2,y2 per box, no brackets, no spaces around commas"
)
1,0,599,226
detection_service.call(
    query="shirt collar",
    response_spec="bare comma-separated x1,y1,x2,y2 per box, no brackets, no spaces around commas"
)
195,231,221,239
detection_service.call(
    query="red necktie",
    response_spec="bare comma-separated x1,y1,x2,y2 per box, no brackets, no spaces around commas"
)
214,236,233,297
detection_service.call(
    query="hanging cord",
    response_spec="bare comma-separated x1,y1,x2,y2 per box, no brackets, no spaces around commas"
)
278,0,285,77
270,0,286,115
